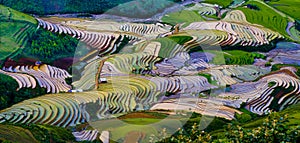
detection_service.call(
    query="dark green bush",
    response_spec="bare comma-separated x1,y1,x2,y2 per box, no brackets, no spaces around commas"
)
0,73,46,110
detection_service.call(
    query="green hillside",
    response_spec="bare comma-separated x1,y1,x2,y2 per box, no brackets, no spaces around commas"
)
0,0,181,17
0,4,79,64
0,124,75,143
235,1,289,37
268,0,300,20
0,5,37,60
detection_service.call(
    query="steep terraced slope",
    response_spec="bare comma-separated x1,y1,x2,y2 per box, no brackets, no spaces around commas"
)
0,75,215,127
219,70,300,115
1,64,71,93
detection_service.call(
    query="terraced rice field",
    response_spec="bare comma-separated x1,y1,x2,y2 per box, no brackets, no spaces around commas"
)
0,0,300,142
219,70,300,115
161,10,205,27
1,64,71,93
0,5,37,60
235,1,289,37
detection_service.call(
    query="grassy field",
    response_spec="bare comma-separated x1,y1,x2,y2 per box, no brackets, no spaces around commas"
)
118,111,169,125
235,1,289,37
203,0,233,8
161,10,205,27
268,0,300,20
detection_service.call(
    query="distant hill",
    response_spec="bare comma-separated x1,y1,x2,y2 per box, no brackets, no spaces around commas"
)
0,0,182,17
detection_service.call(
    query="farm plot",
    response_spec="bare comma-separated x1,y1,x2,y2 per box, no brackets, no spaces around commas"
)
235,1,289,37
199,65,269,86
0,75,216,127
268,0,300,20
1,64,71,93
219,70,300,115
186,3,217,16
161,10,205,27
36,18,175,58
37,18,123,55
0,5,37,60
150,97,242,120
183,10,283,47
72,129,99,142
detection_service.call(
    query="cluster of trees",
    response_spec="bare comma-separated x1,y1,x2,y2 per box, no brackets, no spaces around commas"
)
225,113,299,143
151,113,300,143
0,73,46,110
24,28,78,64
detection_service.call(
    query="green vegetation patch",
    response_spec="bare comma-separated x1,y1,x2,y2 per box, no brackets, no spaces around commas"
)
0,5,37,60
0,123,76,143
0,124,38,143
155,35,193,58
0,0,132,15
198,73,218,85
235,1,289,37
0,5,37,24
161,10,205,27
206,50,265,65
0,22,24,60
289,26,300,41
268,0,300,20
23,28,79,64
203,0,233,8
168,35,193,45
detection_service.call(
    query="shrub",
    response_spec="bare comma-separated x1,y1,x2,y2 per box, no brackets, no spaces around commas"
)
265,61,271,67
235,113,252,123
150,123,212,143
226,113,300,143
151,113,300,142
